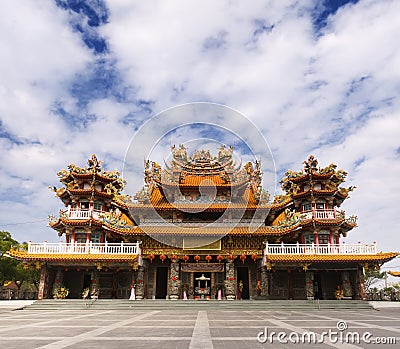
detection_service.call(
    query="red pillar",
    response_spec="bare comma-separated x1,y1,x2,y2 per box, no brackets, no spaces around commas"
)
314,233,319,245
329,231,334,244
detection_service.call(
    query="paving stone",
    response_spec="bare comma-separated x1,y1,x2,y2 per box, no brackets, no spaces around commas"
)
0,307,398,348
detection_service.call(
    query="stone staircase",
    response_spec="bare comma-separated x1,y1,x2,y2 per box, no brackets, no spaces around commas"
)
23,299,373,311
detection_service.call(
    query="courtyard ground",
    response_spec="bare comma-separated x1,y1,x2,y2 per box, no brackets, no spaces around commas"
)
0,301,399,348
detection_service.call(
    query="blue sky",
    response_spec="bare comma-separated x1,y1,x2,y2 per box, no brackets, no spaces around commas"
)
0,0,399,273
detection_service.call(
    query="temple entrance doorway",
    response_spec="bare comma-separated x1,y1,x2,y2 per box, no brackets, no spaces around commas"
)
63,270,83,298
155,266,168,299
236,267,249,299
313,273,323,299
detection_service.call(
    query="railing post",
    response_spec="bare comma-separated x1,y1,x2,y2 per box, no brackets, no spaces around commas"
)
121,240,124,254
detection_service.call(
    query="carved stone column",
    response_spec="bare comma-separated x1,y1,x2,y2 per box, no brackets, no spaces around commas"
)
305,271,314,300
52,267,63,298
38,265,48,300
224,262,236,300
90,269,100,298
260,266,269,297
355,267,366,300
136,266,145,300
341,271,353,298
169,261,180,300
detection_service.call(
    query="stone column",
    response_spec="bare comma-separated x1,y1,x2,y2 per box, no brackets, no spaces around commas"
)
38,265,48,300
52,267,63,298
136,266,145,300
305,271,314,300
189,272,194,299
355,267,366,300
169,261,180,300
341,271,353,298
224,262,236,300
260,266,269,297
90,269,100,298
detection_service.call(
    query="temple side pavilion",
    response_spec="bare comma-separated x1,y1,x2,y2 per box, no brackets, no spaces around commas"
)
8,147,398,300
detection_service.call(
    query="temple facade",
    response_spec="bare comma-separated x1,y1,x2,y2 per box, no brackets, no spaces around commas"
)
8,146,398,301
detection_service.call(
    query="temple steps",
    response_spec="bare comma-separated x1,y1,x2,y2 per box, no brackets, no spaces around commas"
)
23,299,373,311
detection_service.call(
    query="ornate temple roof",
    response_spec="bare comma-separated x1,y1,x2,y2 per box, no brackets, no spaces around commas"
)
50,154,128,205
132,145,268,207
280,155,356,205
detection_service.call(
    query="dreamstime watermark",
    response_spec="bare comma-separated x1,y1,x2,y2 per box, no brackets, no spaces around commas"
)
257,320,397,345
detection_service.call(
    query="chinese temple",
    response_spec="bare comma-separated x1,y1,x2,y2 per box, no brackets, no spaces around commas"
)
8,146,398,301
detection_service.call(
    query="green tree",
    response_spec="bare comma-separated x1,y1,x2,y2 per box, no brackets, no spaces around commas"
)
0,231,40,290
364,268,386,291
0,231,20,286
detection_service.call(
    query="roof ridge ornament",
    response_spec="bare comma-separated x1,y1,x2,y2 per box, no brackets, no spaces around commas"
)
88,154,102,172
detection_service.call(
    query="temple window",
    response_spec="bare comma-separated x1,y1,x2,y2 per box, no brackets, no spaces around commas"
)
74,230,87,243
315,202,325,210
91,233,101,243
95,183,102,191
80,201,90,210
83,182,91,189
304,234,314,244
94,202,103,211
319,230,330,244
302,203,312,212
303,184,310,191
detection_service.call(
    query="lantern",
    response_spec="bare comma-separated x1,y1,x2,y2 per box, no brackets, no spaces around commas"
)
149,254,155,263
228,254,235,262
76,268,80,272
171,254,178,261
194,255,201,263
251,254,258,263
182,255,190,263
217,255,224,263
240,254,246,264
160,254,167,263
205,255,212,263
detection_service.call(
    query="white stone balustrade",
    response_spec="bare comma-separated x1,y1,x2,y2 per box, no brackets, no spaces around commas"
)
264,242,377,255
27,241,141,255
301,209,338,220
67,209,103,220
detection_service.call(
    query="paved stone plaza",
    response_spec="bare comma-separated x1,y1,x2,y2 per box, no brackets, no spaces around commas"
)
0,304,399,348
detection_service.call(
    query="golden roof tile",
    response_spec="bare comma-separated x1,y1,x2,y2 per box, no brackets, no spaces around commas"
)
266,252,399,263
7,249,138,262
